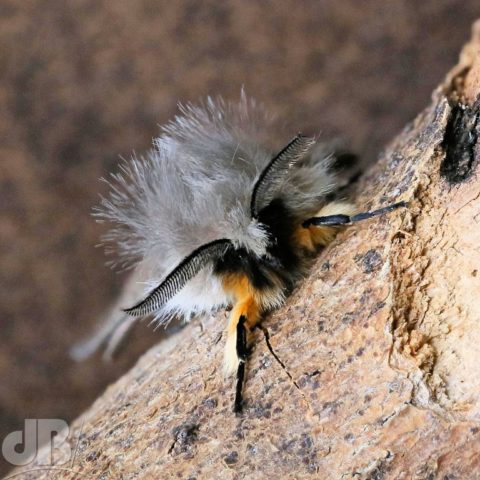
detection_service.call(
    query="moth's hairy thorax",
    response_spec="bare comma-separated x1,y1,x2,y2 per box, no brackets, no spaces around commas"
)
214,198,310,310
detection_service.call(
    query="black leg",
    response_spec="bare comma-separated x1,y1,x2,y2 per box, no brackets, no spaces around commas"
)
302,201,408,228
234,362,245,414
234,315,248,414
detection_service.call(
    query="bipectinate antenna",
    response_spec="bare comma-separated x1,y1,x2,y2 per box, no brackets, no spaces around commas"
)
250,134,316,218
124,239,232,317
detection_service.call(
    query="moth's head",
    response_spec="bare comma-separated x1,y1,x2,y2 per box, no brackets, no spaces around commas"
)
229,217,270,258
124,134,316,317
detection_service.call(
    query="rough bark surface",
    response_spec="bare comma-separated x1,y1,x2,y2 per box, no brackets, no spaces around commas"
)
10,21,480,480
3,3,480,477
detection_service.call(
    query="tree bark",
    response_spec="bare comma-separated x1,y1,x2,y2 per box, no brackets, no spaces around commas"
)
11,20,480,480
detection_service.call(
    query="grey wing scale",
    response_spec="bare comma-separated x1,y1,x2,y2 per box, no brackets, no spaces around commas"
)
250,134,316,218
124,239,233,317
70,312,137,362
69,269,147,361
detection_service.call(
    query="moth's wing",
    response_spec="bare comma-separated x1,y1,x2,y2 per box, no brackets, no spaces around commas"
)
70,269,148,362
309,140,360,189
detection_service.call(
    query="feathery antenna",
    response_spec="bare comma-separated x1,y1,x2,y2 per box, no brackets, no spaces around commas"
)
124,239,232,317
250,134,316,218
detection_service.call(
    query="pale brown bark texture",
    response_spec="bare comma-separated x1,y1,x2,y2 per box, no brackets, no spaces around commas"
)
11,21,480,480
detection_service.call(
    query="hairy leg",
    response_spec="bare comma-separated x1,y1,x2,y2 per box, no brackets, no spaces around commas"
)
223,294,260,376
222,274,261,376
303,201,407,228
221,274,262,413
295,201,356,251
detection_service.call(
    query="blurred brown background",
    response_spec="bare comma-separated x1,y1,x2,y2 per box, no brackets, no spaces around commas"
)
0,0,478,475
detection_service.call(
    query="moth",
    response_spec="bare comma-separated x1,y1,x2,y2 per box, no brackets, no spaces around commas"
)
75,93,405,412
